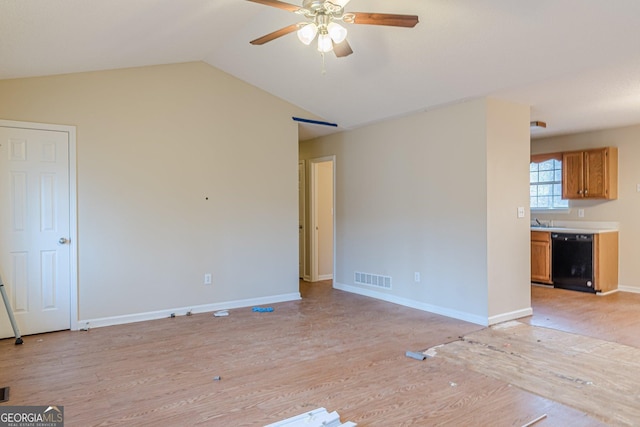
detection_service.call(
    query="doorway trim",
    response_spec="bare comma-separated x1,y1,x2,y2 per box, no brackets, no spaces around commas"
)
0,119,78,331
309,155,336,283
298,160,306,280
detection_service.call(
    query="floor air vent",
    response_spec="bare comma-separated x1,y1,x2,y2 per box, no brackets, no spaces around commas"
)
355,271,392,289
0,387,9,403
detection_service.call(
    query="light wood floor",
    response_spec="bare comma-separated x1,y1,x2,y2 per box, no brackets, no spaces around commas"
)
2,282,638,426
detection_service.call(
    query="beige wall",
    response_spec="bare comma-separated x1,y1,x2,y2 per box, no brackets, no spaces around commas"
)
531,124,640,291
486,98,532,319
300,98,531,325
0,62,309,323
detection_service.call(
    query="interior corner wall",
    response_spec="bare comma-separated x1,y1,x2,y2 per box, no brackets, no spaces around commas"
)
0,61,309,322
300,99,491,324
485,98,532,322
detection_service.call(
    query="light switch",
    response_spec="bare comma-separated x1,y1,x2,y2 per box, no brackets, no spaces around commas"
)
578,209,585,218
517,207,525,218
637,183,640,193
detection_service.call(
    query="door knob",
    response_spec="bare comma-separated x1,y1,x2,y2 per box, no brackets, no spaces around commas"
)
58,237,69,245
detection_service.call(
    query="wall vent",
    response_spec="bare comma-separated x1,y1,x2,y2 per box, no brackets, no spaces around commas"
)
354,271,392,289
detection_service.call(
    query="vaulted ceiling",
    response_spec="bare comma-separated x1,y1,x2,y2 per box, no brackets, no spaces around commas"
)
2,0,640,140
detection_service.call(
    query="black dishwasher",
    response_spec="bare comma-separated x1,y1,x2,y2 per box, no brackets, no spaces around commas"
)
551,233,596,293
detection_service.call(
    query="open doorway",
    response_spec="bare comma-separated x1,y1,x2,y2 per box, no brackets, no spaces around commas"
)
309,157,335,282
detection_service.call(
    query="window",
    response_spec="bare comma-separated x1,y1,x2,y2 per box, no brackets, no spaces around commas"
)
530,154,568,210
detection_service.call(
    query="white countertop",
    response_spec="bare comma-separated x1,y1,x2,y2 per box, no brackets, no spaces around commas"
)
530,220,619,234
531,226,618,234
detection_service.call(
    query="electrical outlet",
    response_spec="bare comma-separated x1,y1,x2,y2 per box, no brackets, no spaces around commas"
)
204,273,212,285
637,183,640,193
414,272,421,282
517,207,525,218
578,208,585,218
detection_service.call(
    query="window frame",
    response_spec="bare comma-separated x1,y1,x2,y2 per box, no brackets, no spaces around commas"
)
530,152,569,212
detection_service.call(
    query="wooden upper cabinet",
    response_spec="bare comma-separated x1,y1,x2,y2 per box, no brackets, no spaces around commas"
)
562,151,584,199
562,147,618,200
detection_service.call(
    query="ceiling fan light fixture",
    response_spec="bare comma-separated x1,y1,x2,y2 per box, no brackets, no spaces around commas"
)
317,32,333,53
297,23,318,45
327,22,347,43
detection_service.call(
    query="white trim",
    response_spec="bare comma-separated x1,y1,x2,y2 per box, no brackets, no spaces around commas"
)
333,281,488,326
310,161,318,282
596,289,619,296
617,285,640,294
0,119,78,332
318,274,333,281
487,307,533,326
77,292,301,330
298,160,306,279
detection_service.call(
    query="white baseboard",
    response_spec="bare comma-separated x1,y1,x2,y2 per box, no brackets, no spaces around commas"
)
333,281,489,326
318,274,333,281
77,292,301,330
487,307,533,326
618,285,640,294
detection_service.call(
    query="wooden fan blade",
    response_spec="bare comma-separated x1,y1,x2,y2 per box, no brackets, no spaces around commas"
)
333,39,353,58
246,0,301,13
348,12,419,28
250,24,300,45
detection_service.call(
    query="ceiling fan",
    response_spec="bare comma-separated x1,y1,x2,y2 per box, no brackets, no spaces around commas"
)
247,0,419,57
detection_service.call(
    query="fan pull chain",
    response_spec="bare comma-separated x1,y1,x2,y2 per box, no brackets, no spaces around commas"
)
321,52,327,75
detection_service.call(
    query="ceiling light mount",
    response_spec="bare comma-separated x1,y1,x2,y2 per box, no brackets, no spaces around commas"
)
530,121,547,129
298,0,344,17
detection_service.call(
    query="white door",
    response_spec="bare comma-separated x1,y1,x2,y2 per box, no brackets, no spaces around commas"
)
0,125,71,338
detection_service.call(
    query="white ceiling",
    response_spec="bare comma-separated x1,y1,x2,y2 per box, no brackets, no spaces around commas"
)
2,0,640,141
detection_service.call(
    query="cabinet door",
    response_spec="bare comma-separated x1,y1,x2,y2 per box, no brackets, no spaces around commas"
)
584,148,608,198
562,151,584,199
531,240,551,283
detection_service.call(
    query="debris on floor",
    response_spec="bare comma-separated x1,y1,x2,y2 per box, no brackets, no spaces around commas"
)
423,344,443,358
213,376,222,381
521,414,547,427
252,306,274,313
405,350,428,361
264,407,356,427
213,310,229,317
